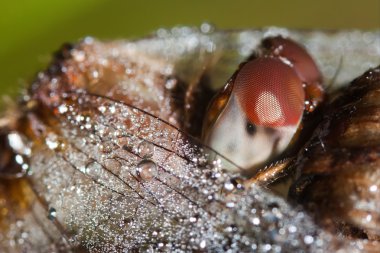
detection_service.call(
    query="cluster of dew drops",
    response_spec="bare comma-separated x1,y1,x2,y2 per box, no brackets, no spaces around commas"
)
54,100,163,184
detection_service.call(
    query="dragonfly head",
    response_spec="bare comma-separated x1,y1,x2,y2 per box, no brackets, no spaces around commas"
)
203,57,305,171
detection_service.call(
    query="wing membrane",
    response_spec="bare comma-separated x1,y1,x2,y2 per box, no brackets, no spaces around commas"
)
25,91,341,252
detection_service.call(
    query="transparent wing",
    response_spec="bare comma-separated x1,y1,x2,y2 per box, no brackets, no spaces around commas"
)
24,91,343,252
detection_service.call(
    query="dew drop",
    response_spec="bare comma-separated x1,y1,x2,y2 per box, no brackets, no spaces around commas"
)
165,78,177,90
83,36,94,44
199,240,206,249
137,141,154,158
71,50,85,62
25,166,32,176
58,104,68,114
14,154,30,174
7,132,31,156
303,235,314,244
251,217,261,226
226,202,235,208
224,181,235,191
75,114,85,123
14,154,23,164
98,105,106,114
136,159,157,181
125,68,135,75
45,133,60,150
109,105,116,114
86,162,103,180
263,244,272,251
84,123,92,130
288,225,297,233
369,185,378,192
48,207,57,221
91,70,99,79
200,22,215,34
212,158,222,169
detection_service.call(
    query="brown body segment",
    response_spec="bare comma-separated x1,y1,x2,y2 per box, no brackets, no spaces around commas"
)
30,41,186,127
290,67,380,240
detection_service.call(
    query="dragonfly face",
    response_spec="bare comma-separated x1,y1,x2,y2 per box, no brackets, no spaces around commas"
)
203,36,322,171
0,27,379,252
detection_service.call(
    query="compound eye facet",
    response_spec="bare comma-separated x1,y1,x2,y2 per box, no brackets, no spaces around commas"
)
234,57,305,128
262,36,322,86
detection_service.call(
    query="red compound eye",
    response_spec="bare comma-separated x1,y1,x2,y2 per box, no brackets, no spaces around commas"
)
262,36,322,86
234,57,305,128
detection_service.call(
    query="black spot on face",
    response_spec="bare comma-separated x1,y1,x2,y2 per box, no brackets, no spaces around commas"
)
245,121,256,136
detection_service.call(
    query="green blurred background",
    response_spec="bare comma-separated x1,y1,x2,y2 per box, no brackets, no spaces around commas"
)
0,0,379,97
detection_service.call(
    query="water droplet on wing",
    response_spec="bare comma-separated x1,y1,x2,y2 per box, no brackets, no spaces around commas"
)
137,141,154,158
136,159,157,181
48,207,57,221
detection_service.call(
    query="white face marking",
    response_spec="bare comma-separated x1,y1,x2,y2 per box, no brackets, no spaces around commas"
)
255,91,284,125
205,94,298,172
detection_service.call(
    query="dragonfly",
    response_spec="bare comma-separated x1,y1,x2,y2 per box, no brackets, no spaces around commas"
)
0,26,379,252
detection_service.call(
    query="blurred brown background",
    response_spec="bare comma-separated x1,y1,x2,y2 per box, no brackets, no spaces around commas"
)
0,0,379,97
